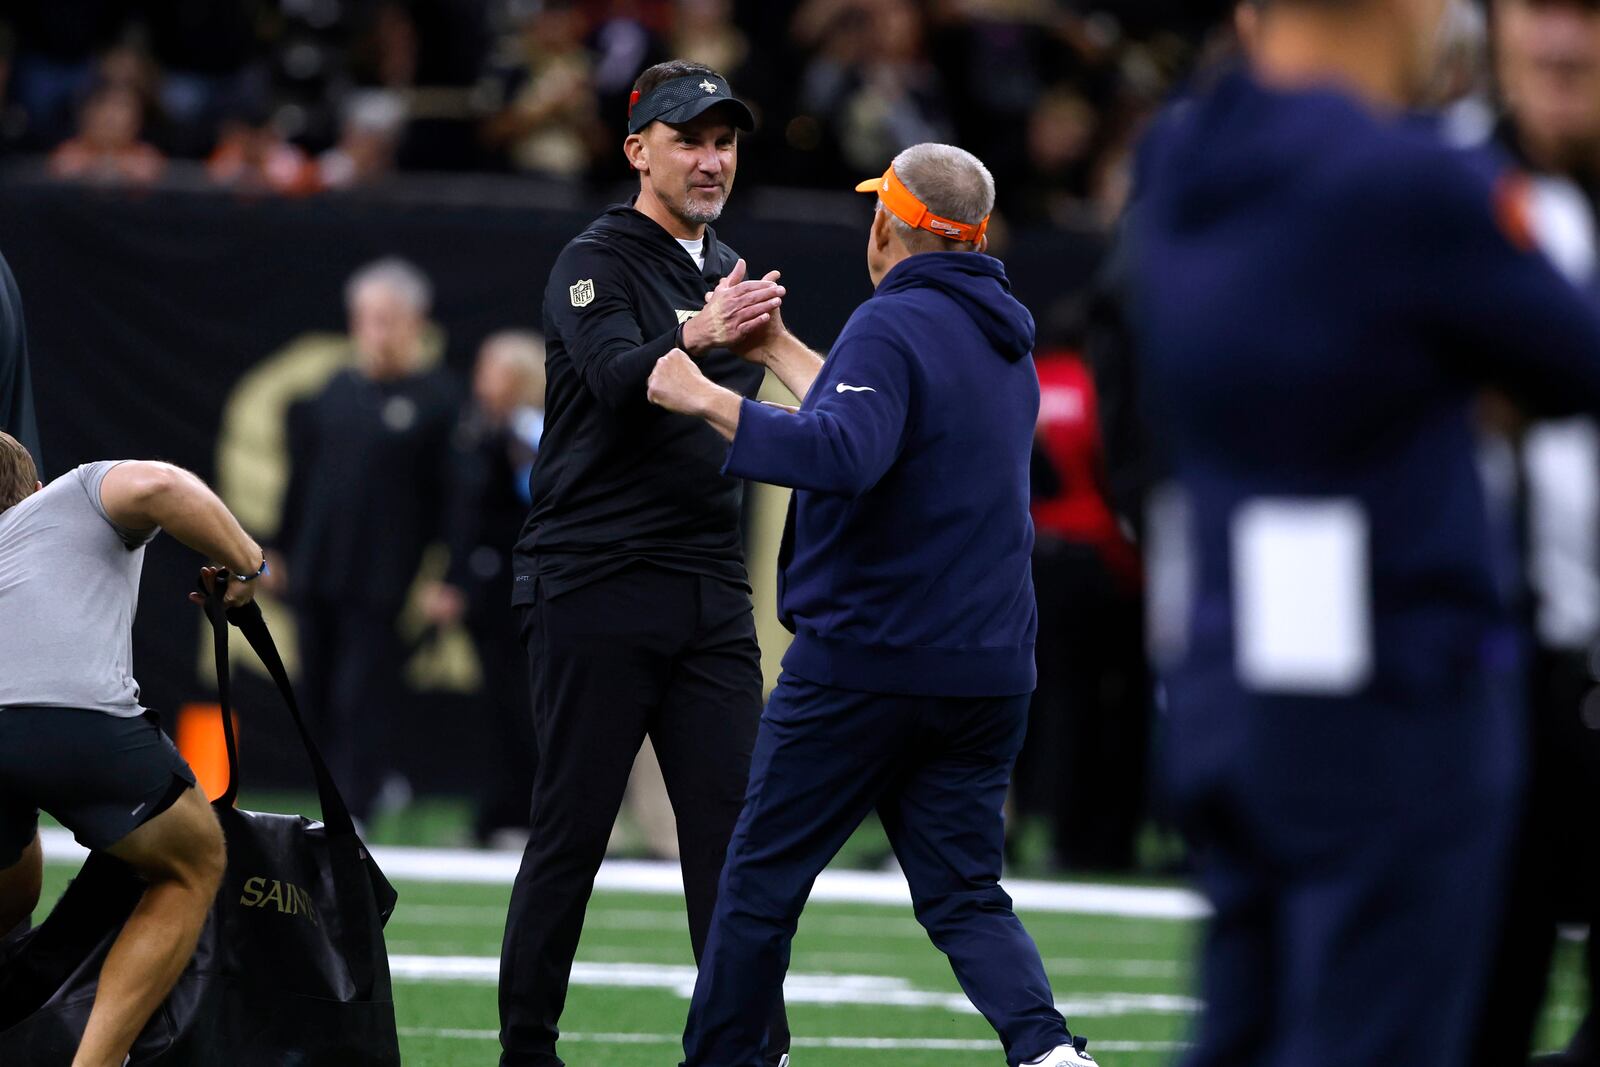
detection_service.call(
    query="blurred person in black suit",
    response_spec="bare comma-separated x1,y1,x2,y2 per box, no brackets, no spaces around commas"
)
0,248,39,947
0,252,41,472
421,331,546,847
273,257,462,825
1470,2,1600,1061
1016,346,1147,874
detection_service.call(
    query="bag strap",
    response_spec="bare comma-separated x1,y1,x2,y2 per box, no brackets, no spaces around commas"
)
200,583,386,998
202,588,244,808
200,584,356,836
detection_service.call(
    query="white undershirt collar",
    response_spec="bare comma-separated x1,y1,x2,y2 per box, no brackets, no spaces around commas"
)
676,235,705,270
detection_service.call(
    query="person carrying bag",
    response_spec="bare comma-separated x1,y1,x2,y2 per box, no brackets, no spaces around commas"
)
0,569,400,1065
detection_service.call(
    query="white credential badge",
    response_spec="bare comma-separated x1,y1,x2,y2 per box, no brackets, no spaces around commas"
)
570,279,595,308
1231,497,1373,695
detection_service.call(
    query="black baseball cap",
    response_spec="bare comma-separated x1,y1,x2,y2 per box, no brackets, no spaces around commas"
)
627,73,756,135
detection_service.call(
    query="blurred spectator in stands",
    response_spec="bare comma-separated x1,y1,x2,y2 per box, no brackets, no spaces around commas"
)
1085,96,1151,225
48,82,163,184
143,0,272,158
267,0,358,153
422,330,545,847
350,0,490,171
671,0,747,93
317,88,404,189
480,0,604,180
207,103,320,196
1013,88,1098,224
1013,345,1148,872
275,257,462,826
353,1,418,90
793,0,955,176
589,0,668,118
2,0,128,148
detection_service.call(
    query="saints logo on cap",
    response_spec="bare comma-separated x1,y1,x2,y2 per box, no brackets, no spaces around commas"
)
570,279,595,308
699,79,718,94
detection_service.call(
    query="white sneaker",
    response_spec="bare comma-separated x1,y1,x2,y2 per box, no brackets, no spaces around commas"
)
1027,1038,1097,1066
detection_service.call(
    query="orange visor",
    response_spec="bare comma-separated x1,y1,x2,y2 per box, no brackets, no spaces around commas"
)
854,166,989,244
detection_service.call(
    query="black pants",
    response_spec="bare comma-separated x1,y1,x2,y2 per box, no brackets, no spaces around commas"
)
498,565,789,1067
467,596,535,842
295,598,406,825
1474,648,1600,1063
1013,540,1149,871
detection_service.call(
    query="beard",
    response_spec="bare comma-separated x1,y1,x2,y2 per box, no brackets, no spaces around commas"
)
666,181,728,224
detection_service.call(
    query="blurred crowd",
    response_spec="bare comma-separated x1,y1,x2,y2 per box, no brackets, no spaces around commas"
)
0,0,1229,224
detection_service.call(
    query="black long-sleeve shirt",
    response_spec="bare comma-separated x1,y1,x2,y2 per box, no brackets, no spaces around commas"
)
512,204,764,603
280,366,462,611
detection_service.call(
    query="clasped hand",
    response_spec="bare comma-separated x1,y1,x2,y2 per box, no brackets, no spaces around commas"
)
681,258,785,354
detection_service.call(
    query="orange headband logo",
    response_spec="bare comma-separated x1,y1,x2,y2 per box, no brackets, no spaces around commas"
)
854,166,989,245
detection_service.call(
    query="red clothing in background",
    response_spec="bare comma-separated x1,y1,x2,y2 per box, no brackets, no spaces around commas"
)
1032,348,1139,584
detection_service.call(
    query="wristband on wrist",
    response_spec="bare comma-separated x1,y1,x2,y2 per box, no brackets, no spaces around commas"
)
675,319,690,354
229,558,270,583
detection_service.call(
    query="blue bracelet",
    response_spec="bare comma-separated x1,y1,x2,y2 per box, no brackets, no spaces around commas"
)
231,559,270,583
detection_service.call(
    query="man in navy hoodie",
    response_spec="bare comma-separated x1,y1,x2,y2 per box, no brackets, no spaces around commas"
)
1133,2,1600,1066
646,143,1098,1067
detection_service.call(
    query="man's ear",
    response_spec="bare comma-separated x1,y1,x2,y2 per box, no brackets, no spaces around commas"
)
976,233,989,254
871,207,894,252
624,132,648,174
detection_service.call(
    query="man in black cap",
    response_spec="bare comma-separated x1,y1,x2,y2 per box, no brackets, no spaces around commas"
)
497,60,790,1067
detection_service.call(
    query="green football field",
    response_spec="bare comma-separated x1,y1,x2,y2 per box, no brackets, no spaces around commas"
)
36,855,1592,1067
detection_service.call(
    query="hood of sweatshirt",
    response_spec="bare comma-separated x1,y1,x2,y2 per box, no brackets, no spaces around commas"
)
875,251,1036,363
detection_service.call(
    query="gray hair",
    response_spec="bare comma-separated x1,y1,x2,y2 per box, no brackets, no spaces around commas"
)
883,143,996,251
345,256,433,315
480,330,546,376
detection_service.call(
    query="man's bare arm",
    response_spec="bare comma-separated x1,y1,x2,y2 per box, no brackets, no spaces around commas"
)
753,330,826,402
100,462,263,601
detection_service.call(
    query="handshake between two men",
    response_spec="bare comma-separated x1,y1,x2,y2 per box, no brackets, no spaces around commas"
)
648,257,820,437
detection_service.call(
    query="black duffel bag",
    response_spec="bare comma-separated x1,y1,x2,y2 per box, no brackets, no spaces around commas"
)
0,588,401,1065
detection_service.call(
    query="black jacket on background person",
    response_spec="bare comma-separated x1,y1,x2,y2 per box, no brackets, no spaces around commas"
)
512,204,765,603
445,409,533,609
0,252,41,467
281,365,462,611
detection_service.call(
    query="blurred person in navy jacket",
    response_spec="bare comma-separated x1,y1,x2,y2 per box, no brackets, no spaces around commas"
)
648,142,1101,1067
1132,1,1600,1065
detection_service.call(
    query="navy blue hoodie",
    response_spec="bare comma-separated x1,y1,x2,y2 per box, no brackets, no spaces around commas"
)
724,252,1039,697
1132,70,1600,705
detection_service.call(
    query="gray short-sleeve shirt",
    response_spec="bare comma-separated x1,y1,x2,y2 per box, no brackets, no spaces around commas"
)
0,461,160,716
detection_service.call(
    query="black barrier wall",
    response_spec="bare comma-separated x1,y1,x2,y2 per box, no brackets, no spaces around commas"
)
0,168,1106,791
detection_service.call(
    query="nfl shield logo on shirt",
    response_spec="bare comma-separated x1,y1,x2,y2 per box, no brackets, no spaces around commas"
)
569,279,595,308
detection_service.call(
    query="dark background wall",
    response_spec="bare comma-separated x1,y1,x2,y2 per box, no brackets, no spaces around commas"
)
0,169,1106,791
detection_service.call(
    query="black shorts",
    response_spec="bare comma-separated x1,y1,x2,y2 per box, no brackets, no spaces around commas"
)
0,706,197,868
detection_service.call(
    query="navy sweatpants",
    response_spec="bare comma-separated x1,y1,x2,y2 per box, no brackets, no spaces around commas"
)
1163,664,1523,1067
680,675,1071,1067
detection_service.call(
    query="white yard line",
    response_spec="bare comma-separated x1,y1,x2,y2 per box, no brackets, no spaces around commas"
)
40,828,1207,920
387,955,1199,1018
397,1028,1190,1053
